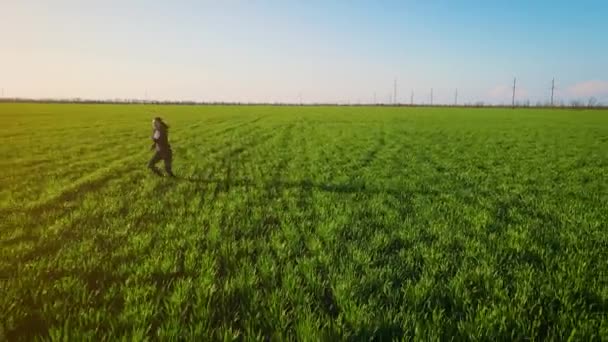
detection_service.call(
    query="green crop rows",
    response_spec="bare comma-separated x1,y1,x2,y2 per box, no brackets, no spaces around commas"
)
1,103,607,340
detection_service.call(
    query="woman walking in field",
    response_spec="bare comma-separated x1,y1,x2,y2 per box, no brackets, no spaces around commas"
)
148,117,175,177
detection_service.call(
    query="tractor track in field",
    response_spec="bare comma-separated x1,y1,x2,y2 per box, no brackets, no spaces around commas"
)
358,125,387,171
0,154,145,219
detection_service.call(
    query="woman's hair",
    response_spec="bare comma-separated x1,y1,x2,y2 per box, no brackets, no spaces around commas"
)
154,117,169,130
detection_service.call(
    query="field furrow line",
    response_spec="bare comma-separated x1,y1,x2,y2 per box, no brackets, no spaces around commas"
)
1,152,145,217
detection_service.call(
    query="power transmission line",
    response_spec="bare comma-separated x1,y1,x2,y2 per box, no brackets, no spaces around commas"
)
551,78,555,106
393,78,397,105
512,78,516,108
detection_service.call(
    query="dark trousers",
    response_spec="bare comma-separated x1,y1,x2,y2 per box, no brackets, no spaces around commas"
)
148,149,173,176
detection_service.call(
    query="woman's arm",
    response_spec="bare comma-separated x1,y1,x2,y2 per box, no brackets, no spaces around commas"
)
151,129,160,150
152,129,161,141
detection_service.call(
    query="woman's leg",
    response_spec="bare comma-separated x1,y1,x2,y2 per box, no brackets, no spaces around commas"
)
163,150,174,177
148,152,163,175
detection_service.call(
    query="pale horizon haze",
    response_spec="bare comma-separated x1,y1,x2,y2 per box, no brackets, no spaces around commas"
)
2,1,608,105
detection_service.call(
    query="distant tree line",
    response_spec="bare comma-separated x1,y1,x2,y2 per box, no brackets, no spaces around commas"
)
0,97,605,109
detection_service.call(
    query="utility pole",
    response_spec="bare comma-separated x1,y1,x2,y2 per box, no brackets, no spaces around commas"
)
374,92,376,105
455,88,458,106
512,78,516,108
393,78,397,105
551,78,555,106
410,90,414,106
299,92,302,105
430,88,433,106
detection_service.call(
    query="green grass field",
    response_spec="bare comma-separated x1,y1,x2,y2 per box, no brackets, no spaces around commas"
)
1,103,607,340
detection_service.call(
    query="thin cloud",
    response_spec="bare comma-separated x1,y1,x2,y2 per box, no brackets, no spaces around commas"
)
567,80,608,98
487,84,529,103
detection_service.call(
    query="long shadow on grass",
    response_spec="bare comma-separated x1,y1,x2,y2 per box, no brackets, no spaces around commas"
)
179,176,434,198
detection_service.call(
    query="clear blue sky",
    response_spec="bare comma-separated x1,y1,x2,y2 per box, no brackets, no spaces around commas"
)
2,0,608,104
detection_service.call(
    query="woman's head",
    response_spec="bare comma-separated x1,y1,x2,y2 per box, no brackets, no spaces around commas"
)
152,117,168,130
